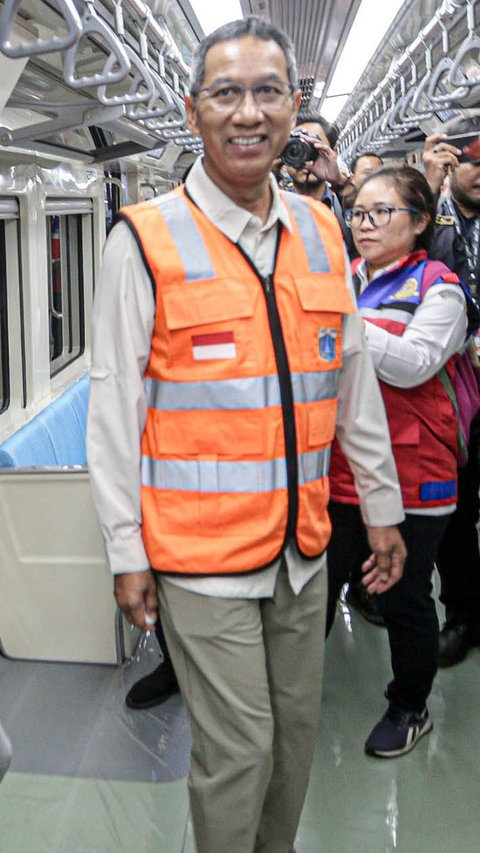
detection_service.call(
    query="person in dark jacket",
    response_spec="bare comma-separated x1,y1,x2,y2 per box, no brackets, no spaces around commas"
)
423,130,480,667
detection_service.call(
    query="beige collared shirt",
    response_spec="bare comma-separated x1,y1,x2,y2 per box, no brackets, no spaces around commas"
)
87,158,404,598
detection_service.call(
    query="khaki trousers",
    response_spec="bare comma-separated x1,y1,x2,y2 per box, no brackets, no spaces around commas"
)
157,560,327,853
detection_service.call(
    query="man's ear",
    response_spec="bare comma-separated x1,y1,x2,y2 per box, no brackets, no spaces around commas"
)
185,94,200,136
290,89,302,130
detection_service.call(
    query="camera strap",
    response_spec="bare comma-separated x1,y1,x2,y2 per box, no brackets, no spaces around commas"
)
444,197,480,290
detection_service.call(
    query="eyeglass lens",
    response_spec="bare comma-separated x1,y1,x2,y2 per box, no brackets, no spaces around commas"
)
202,83,291,111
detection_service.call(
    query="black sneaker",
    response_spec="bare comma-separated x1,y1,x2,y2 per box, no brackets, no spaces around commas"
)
365,705,432,758
344,581,385,627
125,658,179,709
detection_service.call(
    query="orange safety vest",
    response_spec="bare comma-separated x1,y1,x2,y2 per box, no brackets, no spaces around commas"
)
118,186,355,575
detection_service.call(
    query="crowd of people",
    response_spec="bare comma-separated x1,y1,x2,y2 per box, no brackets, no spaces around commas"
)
83,14,479,853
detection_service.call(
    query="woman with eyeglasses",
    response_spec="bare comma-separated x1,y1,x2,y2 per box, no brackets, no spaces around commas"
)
327,165,468,758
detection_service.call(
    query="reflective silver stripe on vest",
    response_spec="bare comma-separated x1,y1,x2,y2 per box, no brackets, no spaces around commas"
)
361,307,413,325
292,370,340,405
155,191,331,280
282,193,331,273
145,370,340,412
152,195,215,282
298,448,331,484
141,448,329,493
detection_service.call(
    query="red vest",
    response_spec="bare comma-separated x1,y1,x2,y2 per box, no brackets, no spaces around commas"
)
330,252,460,509
119,187,355,575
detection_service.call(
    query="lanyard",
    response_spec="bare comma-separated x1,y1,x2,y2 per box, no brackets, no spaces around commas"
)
444,198,480,289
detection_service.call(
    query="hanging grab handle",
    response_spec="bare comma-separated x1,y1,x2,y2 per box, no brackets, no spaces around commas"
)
427,56,470,105
97,1,155,106
143,86,186,132
97,44,156,106
397,86,433,125
426,13,469,105
449,35,480,89
0,0,82,58
63,2,130,89
449,0,480,89
125,64,176,120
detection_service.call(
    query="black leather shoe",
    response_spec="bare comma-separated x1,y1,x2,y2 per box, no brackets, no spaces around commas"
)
125,658,179,709
438,622,472,668
344,582,385,627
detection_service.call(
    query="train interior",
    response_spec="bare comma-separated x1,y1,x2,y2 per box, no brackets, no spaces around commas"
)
0,1,479,851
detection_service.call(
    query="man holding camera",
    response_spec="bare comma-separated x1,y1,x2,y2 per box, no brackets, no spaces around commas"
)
281,111,353,251
423,129,480,667
88,16,406,853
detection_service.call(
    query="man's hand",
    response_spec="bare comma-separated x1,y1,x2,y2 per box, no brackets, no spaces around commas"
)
423,133,460,196
301,134,344,185
114,569,158,631
361,525,407,595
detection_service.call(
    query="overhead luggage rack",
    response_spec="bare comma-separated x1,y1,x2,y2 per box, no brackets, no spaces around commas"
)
0,0,201,162
337,0,480,161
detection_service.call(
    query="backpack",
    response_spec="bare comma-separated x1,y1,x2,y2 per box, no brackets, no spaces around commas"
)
421,260,480,466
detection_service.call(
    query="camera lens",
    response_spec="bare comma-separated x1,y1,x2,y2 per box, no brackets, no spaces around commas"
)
281,136,317,168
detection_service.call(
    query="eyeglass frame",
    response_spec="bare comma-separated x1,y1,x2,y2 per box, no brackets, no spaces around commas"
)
192,80,295,112
345,206,419,228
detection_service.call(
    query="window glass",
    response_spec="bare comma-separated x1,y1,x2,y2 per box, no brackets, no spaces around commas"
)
47,214,85,375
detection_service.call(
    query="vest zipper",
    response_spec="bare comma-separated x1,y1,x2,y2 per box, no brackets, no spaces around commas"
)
228,233,299,553
260,272,299,546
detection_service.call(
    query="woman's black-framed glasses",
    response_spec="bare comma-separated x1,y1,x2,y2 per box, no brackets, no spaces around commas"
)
345,206,418,228
195,81,294,112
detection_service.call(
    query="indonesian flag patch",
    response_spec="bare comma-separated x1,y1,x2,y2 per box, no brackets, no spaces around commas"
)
192,331,236,361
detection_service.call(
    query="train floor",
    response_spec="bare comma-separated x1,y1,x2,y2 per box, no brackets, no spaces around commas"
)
0,578,479,853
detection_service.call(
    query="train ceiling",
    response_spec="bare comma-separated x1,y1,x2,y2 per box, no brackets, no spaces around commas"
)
0,0,478,170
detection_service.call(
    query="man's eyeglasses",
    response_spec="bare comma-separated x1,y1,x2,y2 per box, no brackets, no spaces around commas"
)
345,206,418,228
194,81,294,113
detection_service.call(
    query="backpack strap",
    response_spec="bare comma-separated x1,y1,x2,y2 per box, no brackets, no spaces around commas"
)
437,364,468,464
420,259,460,296
421,259,480,338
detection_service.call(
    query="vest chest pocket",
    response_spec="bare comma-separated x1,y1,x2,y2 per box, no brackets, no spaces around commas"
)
293,275,349,373
161,280,260,375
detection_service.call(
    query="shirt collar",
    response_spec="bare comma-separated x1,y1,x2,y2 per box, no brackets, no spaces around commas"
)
355,250,427,293
321,184,335,207
185,157,293,243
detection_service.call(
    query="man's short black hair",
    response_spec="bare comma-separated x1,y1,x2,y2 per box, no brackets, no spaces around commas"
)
350,152,384,173
295,112,339,148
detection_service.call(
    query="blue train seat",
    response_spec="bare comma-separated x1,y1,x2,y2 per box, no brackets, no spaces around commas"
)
0,374,89,468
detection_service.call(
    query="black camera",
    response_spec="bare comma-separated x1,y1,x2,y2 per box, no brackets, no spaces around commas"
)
281,132,318,168
446,133,480,164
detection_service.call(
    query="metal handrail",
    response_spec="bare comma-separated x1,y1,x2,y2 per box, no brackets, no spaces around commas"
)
336,0,473,156
0,0,82,58
63,1,131,89
104,177,124,206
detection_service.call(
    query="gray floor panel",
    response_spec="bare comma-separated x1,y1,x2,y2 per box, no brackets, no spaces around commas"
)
0,635,191,783
0,579,479,852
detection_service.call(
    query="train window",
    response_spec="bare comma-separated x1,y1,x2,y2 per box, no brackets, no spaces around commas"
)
45,199,93,377
0,198,22,414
